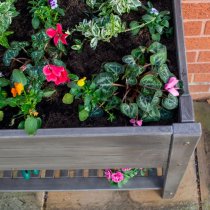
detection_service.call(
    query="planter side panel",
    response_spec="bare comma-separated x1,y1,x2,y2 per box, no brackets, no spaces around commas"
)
0,127,172,170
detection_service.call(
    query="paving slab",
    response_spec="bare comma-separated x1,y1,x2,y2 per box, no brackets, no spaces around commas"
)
0,192,42,210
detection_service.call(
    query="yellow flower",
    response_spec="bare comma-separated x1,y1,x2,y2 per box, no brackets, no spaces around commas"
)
77,77,87,87
29,109,39,117
11,82,24,97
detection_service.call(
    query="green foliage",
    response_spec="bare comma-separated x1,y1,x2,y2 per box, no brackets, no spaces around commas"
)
67,42,179,123
79,109,89,121
28,0,64,29
142,2,172,41
98,0,142,16
0,110,4,121
62,93,74,105
76,14,126,49
3,41,29,66
0,0,19,48
24,116,39,135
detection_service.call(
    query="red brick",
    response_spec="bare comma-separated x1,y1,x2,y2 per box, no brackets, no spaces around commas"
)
194,73,210,82
189,85,210,92
184,21,202,36
188,73,194,83
205,21,210,35
191,93,210,100
188,63,210,73
198,51,210,62
186,52,197,63
185,37,210,50
182,3,210,19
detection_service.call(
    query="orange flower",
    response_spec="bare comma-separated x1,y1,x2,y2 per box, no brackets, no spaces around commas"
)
11,82,24,97
11,88,17,97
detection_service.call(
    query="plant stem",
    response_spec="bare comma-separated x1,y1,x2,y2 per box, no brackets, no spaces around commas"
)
112,83,126,87
125,17,156,33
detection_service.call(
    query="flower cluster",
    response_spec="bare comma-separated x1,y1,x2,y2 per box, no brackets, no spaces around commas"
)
11,82,24,97
43,64,69,85
104,168,140,187
48,0,58,9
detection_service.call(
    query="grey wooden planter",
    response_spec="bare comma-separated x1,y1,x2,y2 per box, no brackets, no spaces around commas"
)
0,0,201,198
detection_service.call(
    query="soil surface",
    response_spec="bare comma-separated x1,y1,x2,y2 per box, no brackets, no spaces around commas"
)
0,0,178,129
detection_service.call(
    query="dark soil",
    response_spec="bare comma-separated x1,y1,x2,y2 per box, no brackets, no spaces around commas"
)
0,0,178,129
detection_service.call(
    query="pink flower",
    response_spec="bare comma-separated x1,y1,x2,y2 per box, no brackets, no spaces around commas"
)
164,77,179,96
111,172,124,183
122,168,132,172
46,23,68,46
43,64,69,85
104,169,112,180
130,119,143,127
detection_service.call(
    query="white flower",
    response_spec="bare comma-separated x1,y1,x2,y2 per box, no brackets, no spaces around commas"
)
150,8,159,15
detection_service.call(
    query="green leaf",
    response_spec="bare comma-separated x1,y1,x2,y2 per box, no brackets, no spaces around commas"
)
94,72,115,87
147,42,166,54
24,116,38,135
127,77,137,85
32,16,40,29
79,109,89,121
120,103,138,118
140,75,162,93
129,21,140,36
104,62,124,77
152,33,160,41
136,95,153,112
150,51,167,66
0,111,4,121
11,69,27,85
142,106,161,122
62,93,74,105
158,64,173,83
162,94,178,110
90,107,104,118
18,120,25,129
0,78,10,87
142,14,155,22
69,73,79,81
37,117,42,128
0,35,9,48
52,59,66,67
43,90,56,98
160,108,174,120
122,55,136,65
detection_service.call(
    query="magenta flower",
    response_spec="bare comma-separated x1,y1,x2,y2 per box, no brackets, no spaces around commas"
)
104,169,112,180
164,77,179,96
130,119,143,127
122,168,132,172
46,24,68,46
111,172,124,183
43,64,69,85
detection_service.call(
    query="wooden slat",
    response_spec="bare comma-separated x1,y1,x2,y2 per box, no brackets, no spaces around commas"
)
45,170,54,178
40,170,46,178
83,169,89,178
0,176,164,192
12,170,18,178
3,170,11,178
68,170,75,178
157,168,163,176
97,169,104,177
0,171,3,178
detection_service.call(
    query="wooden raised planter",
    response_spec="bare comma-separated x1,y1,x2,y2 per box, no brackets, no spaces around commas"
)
0,0,201,198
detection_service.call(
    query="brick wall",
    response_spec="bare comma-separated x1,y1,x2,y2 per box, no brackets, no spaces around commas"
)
182,0,210,100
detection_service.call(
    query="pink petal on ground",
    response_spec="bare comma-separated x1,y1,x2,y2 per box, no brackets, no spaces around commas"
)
46,28,56,38
136,120,143,127
53,35,59,46
60,34,68,45
43,65,52,75
168,88,179,96
165,77,179,90
56,23,63,34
